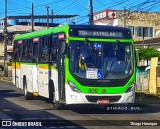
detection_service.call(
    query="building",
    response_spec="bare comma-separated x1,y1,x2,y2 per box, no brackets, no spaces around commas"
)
134,37,160,51
93,10,160,44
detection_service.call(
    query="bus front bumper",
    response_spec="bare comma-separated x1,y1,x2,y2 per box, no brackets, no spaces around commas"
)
65,84,135,105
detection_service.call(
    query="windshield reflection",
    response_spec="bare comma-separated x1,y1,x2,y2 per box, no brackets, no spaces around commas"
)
69,41,133,80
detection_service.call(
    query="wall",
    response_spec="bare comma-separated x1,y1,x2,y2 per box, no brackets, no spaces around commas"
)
136,66,149,92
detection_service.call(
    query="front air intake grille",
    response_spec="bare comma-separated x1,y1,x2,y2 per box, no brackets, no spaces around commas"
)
85,95,121,103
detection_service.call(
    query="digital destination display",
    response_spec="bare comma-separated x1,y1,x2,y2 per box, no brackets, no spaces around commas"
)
78,30,123,38
69,27,132,39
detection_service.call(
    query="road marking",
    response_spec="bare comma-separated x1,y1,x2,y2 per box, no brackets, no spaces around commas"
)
3,109,11,112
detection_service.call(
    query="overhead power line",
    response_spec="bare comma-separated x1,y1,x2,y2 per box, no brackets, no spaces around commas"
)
8,0,30,9
76,0,89,11
0,0,70,15
54,1,77,14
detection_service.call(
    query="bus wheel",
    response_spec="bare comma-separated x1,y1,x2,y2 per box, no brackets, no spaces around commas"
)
23,80,33,100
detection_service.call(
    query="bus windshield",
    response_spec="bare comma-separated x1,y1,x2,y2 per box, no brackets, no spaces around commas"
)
69,41,134,80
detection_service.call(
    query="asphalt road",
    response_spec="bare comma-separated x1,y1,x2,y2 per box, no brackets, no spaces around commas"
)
0,81,160,129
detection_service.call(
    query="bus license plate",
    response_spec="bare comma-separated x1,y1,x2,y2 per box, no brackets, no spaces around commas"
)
97,98,110,104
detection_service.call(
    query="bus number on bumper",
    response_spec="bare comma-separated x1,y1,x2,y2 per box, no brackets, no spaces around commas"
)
88,88,98,94
97,98,110,104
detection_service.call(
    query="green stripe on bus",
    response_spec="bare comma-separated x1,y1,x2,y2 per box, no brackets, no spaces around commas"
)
68,37,133,43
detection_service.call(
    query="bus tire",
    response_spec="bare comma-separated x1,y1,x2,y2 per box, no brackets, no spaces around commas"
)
23,79,33,100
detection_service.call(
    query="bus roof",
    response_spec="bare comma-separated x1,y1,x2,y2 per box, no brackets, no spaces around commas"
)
14,24,69,41
69,24,130,31
14,24,131,41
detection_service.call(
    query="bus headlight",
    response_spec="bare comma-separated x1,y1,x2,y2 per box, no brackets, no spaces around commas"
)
125,83,135,93
68,81,81,93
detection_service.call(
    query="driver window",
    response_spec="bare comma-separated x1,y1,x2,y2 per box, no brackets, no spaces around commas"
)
39,37,49,62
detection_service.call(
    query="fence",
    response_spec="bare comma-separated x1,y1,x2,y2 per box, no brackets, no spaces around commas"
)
136,65,160,95
136,66,149,93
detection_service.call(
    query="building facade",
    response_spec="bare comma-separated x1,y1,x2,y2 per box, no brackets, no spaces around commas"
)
93,10,160,42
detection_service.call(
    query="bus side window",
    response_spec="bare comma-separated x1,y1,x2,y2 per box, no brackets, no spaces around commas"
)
16,41,23,62
22,40,28,61
50,36,57,62
38,37,43,62
28,39,33,62
32,39,38,62
13,41,17,61
39,36,49,62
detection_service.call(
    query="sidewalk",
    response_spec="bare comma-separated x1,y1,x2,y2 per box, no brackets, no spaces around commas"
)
0,70,12,82
0,77,12,81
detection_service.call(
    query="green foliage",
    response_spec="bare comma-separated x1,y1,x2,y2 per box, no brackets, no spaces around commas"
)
138,47,160,60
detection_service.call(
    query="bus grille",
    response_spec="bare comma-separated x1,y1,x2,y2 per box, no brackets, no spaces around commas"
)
85,95,121,103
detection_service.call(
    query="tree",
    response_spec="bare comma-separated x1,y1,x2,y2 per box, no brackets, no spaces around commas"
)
138,47,160,60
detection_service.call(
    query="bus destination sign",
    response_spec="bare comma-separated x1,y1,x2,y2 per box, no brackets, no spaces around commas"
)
78,30,123,38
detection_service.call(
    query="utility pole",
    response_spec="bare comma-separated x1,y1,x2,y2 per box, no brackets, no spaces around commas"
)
31,3,34,32
46,6,50,28
89,0,93,24
3,0,8,77
123,7,126,27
